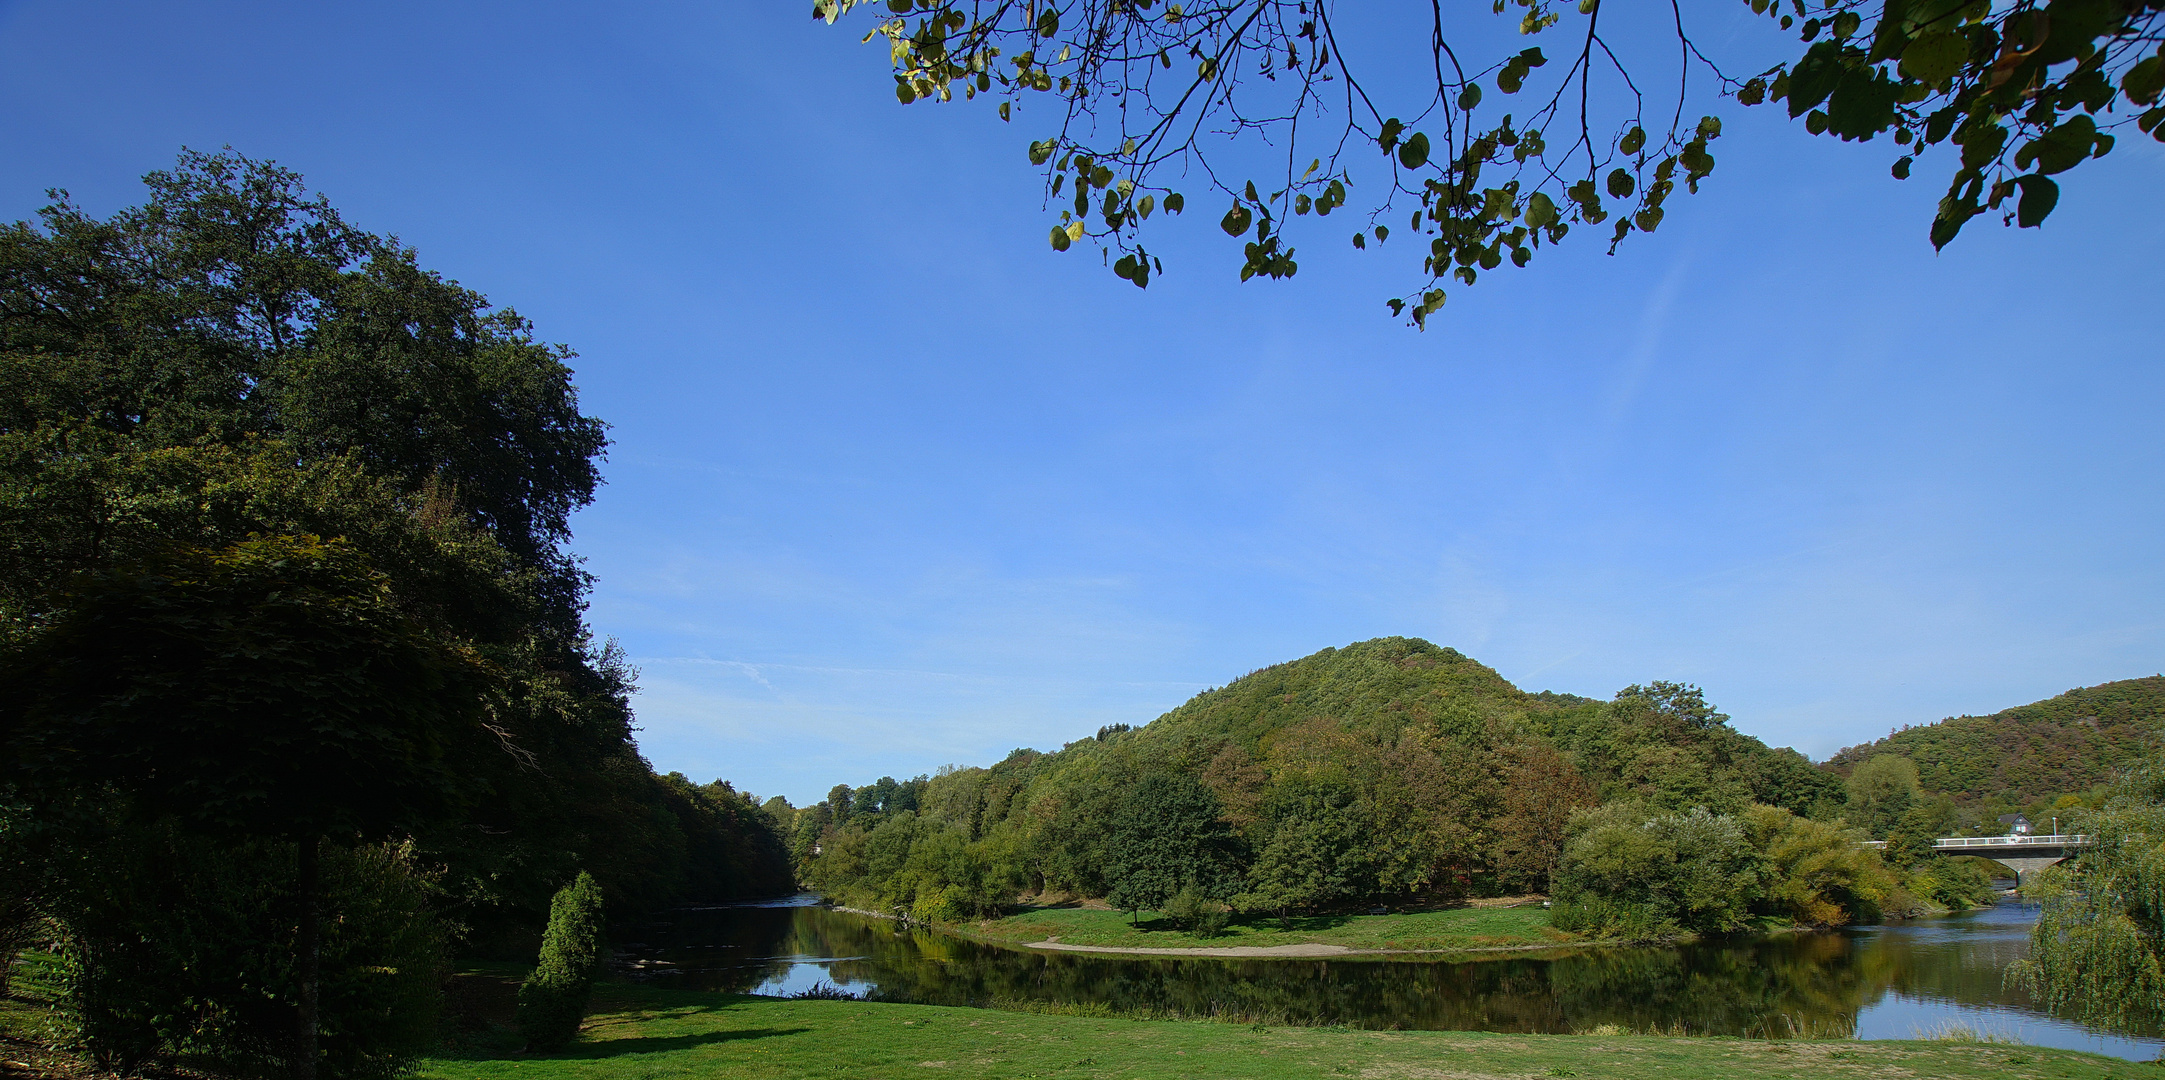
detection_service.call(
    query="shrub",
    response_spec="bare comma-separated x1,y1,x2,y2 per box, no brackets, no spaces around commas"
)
1742,805,1893,927
893,825,1017,922
0,803,48,1001
1193,905,1232,938
1904,857,1999,911
516,872,605,1053
1549,804,1756,939
1163,886,1231,936
1549,893,1680,940
50,827,443,1079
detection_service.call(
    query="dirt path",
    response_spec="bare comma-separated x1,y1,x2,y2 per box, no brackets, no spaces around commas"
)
1018,937,1613,958
1024,940,1363,958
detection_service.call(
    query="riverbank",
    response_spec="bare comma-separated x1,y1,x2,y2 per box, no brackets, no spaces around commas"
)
416,977,2129,1080
965,903,1584,954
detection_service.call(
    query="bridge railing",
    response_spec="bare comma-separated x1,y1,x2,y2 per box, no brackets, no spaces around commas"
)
1931,834,2091,848
1859,835,2092,851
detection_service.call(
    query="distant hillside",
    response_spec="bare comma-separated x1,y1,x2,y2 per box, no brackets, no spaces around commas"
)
1139,637,1838,814
789,637,1846,911
1142,638,1537,752
1825,676,2165,808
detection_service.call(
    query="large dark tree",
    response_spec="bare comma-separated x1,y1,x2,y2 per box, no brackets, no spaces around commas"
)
0,151,790,1075
0,148,606,625
1102,773,1245,919
0,535,496,1078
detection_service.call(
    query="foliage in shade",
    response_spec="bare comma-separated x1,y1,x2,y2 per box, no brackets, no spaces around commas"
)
2014,748,2165,1034
0,150,794,1078
46,829,443,1080
0,149,795,938
517,873,606,1053
0,534,493,843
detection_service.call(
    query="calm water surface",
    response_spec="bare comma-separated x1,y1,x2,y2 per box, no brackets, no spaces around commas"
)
617,895,2161,1061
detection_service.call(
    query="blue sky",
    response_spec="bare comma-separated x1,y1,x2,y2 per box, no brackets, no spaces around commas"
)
4,2,2158,805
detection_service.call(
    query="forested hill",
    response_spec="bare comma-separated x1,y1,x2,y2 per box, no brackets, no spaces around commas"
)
1825,676,2165,808
784,636,1846,917
1145,639,1531,751
1137,637,1838,814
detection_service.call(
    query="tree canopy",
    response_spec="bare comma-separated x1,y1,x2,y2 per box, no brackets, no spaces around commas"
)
818,0,2163,324
0,534,493,844
0,151,793,1076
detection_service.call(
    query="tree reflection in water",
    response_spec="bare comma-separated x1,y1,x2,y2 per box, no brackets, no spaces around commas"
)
614,899,2139,1040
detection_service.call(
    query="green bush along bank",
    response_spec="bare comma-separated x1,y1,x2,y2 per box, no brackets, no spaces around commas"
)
970,903,1568,952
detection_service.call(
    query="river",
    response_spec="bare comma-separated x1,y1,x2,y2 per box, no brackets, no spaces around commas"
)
615,895,2161,1061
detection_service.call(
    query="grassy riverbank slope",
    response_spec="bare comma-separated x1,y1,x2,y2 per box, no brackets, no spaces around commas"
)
968,903,1573,952
417,980,2132,1080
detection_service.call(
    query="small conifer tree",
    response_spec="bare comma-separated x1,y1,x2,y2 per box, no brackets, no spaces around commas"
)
516,872,604,1052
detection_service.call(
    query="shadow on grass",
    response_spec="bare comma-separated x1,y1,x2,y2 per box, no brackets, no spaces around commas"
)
434,1019,811,1063
433,989,809,1063
1121,912,1358,935
557,1027,810,1059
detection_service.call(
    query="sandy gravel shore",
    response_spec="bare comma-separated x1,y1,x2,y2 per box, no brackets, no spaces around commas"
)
1024,940,1361,958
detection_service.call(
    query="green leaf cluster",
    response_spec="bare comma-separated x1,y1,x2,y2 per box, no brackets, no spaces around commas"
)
823,0,2156,325
1746,0,2162,246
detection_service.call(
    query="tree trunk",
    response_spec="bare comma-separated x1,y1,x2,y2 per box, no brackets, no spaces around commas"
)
296,836,320,1080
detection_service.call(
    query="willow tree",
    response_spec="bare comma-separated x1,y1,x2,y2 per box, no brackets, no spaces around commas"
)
817,0,2163,324
2014,749,2165,1033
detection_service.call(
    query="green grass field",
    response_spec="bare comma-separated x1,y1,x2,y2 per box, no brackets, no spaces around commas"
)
416,980,2140,1080
965,904,1574,952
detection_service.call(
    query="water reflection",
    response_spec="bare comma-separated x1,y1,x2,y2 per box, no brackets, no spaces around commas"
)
617,895,2163,1061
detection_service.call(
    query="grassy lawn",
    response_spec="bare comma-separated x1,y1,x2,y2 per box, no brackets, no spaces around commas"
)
964,904,1575,952
417,980,2139,1080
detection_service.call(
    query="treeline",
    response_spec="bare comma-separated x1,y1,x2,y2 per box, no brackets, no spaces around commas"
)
776,638,1990,933
1826,676,2165,827
0,153,789,1078
1550,801,1993,939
